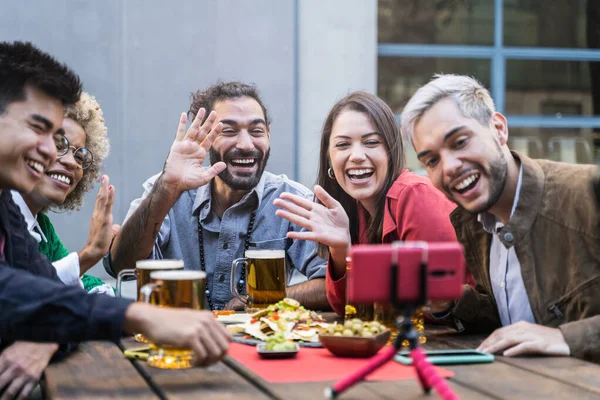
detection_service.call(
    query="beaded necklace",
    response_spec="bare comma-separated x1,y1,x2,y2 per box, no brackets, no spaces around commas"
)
197,209,256,310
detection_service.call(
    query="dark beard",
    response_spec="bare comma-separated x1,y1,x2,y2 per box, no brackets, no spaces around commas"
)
444,145,508,215
210,147,270,191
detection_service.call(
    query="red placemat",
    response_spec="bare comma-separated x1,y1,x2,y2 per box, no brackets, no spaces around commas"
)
228,343,454,383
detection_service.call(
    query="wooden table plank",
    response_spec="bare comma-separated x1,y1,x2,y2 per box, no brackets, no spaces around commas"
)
44,341,157,400
226,368,494,400
121,338,272,400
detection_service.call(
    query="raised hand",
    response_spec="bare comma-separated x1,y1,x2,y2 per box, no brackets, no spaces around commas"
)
274,184,351,253
161,109,227,194
79,175,116,273
274,185,351,278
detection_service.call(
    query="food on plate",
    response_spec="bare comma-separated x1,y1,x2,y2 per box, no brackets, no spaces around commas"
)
236,298,328,343
323,319,388,338
265,332,297,351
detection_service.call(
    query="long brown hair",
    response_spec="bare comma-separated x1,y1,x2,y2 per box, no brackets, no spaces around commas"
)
316,92,405,258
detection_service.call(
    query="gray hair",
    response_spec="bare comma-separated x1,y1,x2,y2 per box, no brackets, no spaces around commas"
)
400,74,496,145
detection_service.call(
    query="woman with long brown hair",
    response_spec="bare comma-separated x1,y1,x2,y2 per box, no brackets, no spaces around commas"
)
274,91,465,315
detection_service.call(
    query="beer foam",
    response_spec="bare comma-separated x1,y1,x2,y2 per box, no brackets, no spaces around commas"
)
136,259,184,270
244,250,286,259
150,270,206,280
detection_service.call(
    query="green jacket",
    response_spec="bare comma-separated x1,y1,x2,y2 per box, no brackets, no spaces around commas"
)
37,213,109,293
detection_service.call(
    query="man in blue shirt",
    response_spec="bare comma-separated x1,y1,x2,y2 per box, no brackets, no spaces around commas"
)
108,82,328,310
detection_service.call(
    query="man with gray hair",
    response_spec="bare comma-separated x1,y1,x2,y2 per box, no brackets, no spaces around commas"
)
401,74,600,362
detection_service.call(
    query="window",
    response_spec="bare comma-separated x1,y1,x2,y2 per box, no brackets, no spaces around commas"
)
378,0,600,169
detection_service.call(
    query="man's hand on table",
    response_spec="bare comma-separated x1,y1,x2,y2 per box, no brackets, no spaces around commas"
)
477,321,570,357
0,341,58,400
124,303,232,367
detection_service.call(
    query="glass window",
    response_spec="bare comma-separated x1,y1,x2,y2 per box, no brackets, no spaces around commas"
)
378,57,491,114
378,0,494,45
505,60,600,116
508,127,595,164
504,0,595,48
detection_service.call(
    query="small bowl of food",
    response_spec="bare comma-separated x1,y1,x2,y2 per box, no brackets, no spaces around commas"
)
319,319,391,358
256,332,299,359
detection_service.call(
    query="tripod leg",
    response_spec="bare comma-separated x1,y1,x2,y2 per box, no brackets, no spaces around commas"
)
410,348,459,400
413,353,431,393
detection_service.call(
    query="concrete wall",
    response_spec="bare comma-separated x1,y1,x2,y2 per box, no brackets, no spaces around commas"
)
297,0,378,187
0,0,376,290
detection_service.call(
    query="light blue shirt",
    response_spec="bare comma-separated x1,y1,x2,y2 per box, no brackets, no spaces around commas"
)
477,165,535,326
105,171,326,309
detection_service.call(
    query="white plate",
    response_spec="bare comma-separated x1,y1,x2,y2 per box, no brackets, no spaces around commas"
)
217,313,252,325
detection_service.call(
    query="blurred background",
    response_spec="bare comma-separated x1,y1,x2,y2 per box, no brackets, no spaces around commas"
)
2,0,599,292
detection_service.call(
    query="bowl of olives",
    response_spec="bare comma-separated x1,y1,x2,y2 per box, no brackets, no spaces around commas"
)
318,319,391,358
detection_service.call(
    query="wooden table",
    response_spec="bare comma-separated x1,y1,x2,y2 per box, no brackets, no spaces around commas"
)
43,324,600,400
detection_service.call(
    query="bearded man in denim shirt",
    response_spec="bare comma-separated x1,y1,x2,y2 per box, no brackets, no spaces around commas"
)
107,82,328,311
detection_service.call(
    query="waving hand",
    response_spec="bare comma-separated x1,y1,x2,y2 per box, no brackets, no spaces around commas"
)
161,109,226,194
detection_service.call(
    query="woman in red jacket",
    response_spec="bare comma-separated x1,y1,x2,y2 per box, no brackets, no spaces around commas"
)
274,91,469,315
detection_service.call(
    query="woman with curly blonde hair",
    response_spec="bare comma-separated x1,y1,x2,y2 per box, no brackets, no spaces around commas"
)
12,92,119,293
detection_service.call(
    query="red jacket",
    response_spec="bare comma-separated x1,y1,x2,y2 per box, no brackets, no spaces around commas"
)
326,170,471,315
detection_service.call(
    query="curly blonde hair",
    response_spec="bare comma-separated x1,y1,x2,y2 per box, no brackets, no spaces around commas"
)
57,92,109,211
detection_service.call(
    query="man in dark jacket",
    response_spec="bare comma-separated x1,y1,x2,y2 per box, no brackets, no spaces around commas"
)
401,74,600,362
0,41,230,399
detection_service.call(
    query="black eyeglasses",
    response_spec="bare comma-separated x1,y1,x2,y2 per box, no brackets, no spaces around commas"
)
54,135,94,170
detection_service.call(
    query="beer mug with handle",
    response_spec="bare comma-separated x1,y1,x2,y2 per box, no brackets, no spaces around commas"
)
140,270,206,369
116,259,184,342
230,250,287,313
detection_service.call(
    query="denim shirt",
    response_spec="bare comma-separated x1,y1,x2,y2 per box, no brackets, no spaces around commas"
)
106,171,326,309
478,165,535,326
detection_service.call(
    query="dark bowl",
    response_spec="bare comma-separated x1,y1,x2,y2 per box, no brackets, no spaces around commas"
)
318,330,391,358
256,343,299,359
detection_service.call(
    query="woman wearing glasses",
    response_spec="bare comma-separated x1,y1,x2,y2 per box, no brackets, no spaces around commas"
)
11,92,117,294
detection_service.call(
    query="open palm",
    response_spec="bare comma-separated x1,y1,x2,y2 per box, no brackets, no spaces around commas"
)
273,185,351,251
162,109,226,193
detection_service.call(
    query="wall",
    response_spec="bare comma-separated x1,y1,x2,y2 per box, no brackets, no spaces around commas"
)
0,0,377,289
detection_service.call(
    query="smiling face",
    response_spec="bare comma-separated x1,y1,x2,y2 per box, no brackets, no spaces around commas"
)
0,85,64,193
25,118,86,208
413,97,509,214
328,110,389,214
209,97,270,191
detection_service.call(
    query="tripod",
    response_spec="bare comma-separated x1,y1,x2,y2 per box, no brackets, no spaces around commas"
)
325,255,459,399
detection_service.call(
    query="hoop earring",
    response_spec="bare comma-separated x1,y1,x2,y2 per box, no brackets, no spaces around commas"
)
328,168,335,179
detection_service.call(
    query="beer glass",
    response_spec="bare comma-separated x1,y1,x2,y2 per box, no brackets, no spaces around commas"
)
231,250,287,313
373,303,426,346
116,259,184,342
140,270,206,369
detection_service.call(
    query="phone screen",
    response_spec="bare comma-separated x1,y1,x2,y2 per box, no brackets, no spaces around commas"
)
399,350,486,357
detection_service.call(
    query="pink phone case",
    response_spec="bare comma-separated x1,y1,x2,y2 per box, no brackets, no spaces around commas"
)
347,242,465,304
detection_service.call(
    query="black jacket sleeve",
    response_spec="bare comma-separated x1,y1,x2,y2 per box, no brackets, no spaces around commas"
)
0,265,133,344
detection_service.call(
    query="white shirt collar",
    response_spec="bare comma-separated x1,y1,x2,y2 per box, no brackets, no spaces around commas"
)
10,191,48,243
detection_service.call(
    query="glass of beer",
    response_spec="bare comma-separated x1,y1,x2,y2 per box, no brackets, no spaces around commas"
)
116,259,184,342
231,250,287,313
140,270,206,369
373,303,426,347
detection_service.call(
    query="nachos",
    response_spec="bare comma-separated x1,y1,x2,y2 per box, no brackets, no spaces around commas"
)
238,298,328,343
